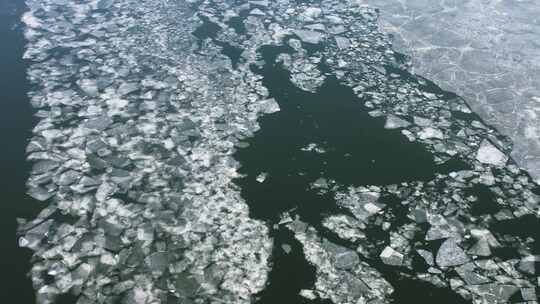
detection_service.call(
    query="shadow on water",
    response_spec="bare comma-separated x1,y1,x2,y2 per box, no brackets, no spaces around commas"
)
0,0,42,303
233,45,470,303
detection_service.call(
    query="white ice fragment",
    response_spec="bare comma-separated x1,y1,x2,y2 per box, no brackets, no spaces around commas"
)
256,172,268,183
294,30,325,44
22,12,42,28
302,7,322,19
281,244,292,254
476,140,508,166
106,98,129,112
299,289,317,300
78,79,99,97
250,8,265,16
335,36,351,49
414,116,432,127
380,246,404,266
436,238,469,267
418,127,444,140
258,98,280,114
364,202,382,214
301,143,326,153
384,115,410,129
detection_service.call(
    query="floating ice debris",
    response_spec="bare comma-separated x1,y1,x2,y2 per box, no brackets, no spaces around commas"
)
287,220,394,303
476,140,509,166
294,30,325,44
299,289,317,300
334,36,351,49
256,172,268,183
323,215,365,242
258,98,280,114
281,244,292,254
301,143,326,154
418,127,445,140
436,238,469,268
380,246,404,266
384,114,411,129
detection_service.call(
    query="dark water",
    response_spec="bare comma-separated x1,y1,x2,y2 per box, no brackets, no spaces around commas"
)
0,0,41,303
233,45,470,303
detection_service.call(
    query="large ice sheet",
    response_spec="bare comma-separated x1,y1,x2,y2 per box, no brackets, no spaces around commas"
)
364,0,540,182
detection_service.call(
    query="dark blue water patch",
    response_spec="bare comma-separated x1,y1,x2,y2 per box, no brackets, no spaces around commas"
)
254,228,330,304
225,16,246,35
192,16,220,40
233,45,471,303
236,45,459,222
214,41,243,69
0,0,43,303
491,214,540,255
465,184,502,216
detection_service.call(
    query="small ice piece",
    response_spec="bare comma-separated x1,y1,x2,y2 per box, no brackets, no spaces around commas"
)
21,12,42,29
380,246,404,266
417,249,434,265
78,79,99,97
97,0,114,9
258,98,280,114
84,115,113,131
294,30,325,44
333,250,359,270
335,36,351,49
27,186,54,201
117,82,139,96
311,177,329,189
476,140,508,166
281,244,292,254
299,289,317,300
301,7,322,20
278,212,293,225
301,143,326,153
256,172,268,183
145,251,169,273
436,238,469,267
106,98,129,112
384,115,410,129
95,182,118,202
413,116,432,127
250,8,265,16
418,127,444,140
364,202,382,214
250,0,269,7
521,287,537,301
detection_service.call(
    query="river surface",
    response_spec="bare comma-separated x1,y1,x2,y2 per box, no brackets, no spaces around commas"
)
0,0,40,303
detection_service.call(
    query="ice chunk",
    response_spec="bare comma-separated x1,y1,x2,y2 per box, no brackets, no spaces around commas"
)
301,7,322,20
27,186,55,201
380,246,404,266
294,30,325,44
418,127,444,140
476,140,508,166
384,115,410,129
436,238,469,267
256,172,268,183
258,98,280,114
417,249,434,265
299,289,317,300
335,36,351,49
281,244,292,254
